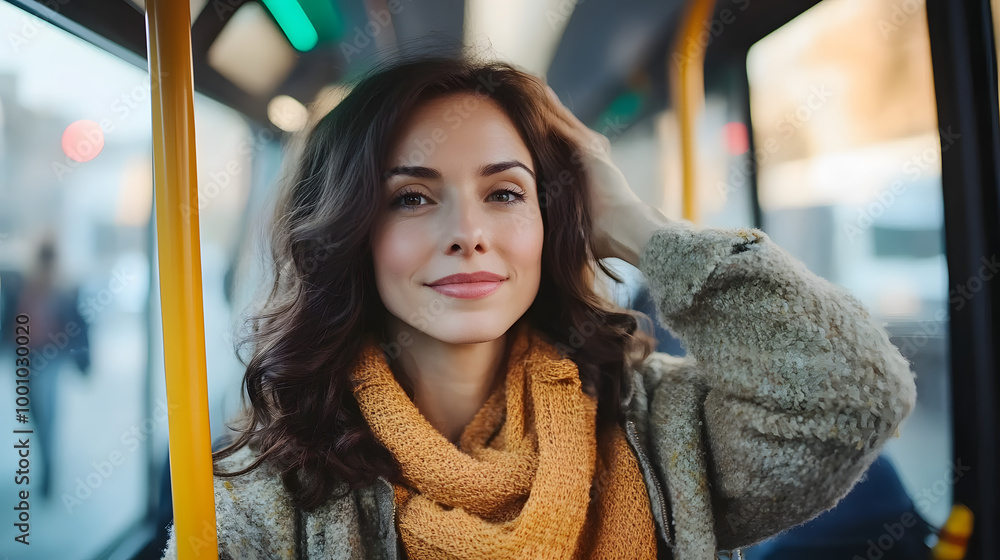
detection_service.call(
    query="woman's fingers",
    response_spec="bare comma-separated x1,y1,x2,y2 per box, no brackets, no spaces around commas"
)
528,75,587,140
541,87,612,157
536,82,582,138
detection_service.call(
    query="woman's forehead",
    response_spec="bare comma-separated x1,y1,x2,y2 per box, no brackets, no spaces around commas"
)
387,92,534,172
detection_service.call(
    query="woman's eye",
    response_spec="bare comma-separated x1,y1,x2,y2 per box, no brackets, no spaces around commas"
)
390,187,525,211
390,191,428,210
488,187,526,205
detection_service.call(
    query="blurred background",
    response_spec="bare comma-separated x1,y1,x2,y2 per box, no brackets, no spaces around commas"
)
0,0,996,557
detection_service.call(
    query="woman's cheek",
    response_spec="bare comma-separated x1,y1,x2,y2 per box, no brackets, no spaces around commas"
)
517,212,545,259
374,222,424,275
506,214,544,275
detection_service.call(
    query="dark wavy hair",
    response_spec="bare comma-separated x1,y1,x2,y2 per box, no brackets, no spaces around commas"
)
214,54,658,512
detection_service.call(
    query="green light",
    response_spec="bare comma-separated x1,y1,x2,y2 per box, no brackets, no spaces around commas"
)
261,0,319,52
592,90,645,131
299,0,343,42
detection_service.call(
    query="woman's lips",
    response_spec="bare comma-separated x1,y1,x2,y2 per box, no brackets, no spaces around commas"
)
427,280,504,299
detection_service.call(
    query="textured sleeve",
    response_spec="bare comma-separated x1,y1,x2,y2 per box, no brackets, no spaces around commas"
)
161,522,177,560
159,448,298,560
636,219,917,549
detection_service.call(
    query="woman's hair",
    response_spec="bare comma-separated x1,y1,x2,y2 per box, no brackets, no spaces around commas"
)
214,53,658,511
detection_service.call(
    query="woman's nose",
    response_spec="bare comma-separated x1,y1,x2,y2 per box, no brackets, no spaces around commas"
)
443,192,489,256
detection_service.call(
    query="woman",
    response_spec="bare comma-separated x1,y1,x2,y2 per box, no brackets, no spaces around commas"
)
161,56,916,560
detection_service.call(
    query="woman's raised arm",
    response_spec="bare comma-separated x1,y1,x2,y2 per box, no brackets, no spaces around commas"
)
632,216,916,554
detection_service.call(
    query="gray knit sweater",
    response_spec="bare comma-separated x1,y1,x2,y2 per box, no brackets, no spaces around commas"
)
161,220,917,560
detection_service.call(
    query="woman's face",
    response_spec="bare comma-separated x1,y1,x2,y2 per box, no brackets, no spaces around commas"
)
371,92,545,345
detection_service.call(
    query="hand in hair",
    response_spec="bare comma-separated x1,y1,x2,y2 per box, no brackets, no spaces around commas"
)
535,78,671,266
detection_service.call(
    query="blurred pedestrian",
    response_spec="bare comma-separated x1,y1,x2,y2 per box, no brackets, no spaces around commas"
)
11,234,91,500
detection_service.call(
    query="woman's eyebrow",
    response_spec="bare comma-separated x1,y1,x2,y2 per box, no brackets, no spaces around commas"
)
383,160,536,182
383,166,441,180
479,160,536,181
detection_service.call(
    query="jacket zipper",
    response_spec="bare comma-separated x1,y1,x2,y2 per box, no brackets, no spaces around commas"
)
375,476,402,560
625,419,673,547
389,480,400,559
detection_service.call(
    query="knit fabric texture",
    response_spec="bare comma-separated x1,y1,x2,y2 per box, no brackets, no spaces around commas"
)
635,223,917,558
159,220,918,560
350,319,658,560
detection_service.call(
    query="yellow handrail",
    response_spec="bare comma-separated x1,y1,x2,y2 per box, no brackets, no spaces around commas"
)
670,0,717,224
932,503,974,560
145,1,219,558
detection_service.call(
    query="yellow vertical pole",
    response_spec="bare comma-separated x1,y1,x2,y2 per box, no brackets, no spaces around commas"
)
932,504,974,559
670,0,717,224
145,1,219,558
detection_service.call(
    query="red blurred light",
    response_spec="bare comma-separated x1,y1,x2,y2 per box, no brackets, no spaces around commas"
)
61,119,105,163
723,121,748,156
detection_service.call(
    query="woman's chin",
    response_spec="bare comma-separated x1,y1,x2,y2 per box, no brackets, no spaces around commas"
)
423,319,515,346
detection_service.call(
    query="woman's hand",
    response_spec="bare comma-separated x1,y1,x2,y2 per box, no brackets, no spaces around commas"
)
536,81,671,267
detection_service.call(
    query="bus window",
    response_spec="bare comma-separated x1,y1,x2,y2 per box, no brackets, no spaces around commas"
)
747,0,951,530
695,88,758,229
0,4,153,556
0,2,262,557
650,81,757,229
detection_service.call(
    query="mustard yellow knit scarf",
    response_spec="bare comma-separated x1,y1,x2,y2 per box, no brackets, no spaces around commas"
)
349,322,658,559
